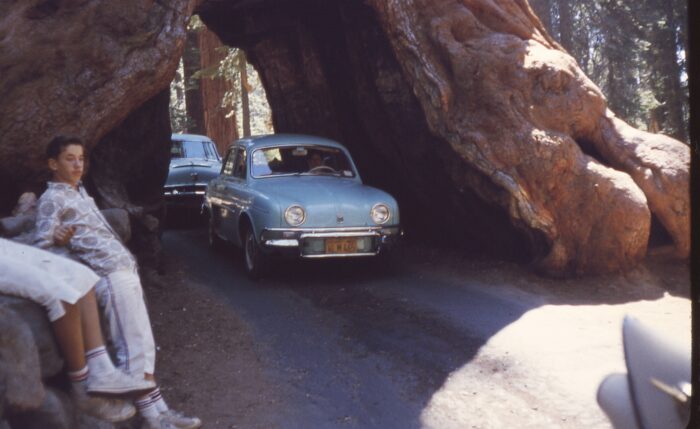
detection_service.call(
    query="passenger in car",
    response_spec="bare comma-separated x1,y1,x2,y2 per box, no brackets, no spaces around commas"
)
34,136,202,429
0,238,155,422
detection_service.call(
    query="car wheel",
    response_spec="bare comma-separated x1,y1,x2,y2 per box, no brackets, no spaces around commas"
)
208,216,224,250
243,225,267,280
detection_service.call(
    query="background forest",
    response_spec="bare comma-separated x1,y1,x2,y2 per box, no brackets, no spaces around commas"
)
170,0,689,149
531,0,688,142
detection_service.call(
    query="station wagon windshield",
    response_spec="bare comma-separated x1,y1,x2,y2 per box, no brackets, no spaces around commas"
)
251,146,356,178
171,140,220,161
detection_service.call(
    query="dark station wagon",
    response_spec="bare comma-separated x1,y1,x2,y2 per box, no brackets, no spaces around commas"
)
164,133,222,211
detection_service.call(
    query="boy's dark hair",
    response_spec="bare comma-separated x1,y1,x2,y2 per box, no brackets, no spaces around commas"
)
46,136,84,160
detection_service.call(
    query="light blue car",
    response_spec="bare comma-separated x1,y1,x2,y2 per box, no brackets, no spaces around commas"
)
204,134,401,279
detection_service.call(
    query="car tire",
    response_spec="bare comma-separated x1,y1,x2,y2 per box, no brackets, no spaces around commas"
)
208,216,224,250
243,225,267,280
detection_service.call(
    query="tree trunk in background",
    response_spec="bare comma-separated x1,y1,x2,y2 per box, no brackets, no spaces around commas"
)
556,0,573,53
184,25,205,134
240,52,251,137
198,27,238,154
654,1,686,142
528,0,552,36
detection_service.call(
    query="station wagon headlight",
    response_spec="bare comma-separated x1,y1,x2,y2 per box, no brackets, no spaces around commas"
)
285,205,306,226
371,203,390,224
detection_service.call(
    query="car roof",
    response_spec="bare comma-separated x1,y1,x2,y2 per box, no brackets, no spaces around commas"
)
171,133,214,142
230,134,348,151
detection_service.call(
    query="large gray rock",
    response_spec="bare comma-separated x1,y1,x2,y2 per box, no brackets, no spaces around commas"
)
5,387,73,429
78,412,119,429
0,296,63,378
0,215,34,238
0,307,44,412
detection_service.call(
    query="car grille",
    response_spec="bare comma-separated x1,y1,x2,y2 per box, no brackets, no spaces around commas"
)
163,185,207,197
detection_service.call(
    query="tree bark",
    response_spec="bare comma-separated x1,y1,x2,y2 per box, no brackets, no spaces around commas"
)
0,0,689,275
528,0,551,36
556,0,573,53
0,0,190,214
365,0,689,272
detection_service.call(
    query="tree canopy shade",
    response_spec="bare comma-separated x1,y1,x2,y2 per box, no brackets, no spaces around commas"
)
0,0,689,275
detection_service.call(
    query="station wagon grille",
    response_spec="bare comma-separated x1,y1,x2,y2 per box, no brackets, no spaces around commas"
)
163,184,207,196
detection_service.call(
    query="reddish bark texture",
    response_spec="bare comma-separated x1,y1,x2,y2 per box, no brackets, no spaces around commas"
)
0,0,689,275
364,0,688,273
198,27,239,154
0,0,192,211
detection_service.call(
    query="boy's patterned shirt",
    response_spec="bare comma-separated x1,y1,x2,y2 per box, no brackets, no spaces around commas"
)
35,182,136,277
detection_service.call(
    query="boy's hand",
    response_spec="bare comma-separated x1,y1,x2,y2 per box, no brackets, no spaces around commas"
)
54,225,76,246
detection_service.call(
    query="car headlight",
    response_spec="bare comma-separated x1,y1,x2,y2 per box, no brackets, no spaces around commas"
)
284,205,306,226
371,203,390,224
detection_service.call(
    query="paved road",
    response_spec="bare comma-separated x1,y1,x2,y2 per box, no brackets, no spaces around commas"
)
161,229,690,429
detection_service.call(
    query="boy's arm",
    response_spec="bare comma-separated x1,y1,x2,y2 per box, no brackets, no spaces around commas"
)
34,195,63,248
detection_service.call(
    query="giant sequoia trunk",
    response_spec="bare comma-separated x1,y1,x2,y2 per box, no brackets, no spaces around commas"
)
0,0,689,276
183,25,206,134
366,0,690,272
198,27,239,153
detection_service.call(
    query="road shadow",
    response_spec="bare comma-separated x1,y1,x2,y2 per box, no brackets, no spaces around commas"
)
159,228,690,429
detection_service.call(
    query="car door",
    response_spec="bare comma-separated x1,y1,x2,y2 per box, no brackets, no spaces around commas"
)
225,146,252,247
209,147,236,239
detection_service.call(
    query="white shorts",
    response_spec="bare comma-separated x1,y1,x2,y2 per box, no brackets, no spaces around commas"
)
94,269,156,375
0,238,99,322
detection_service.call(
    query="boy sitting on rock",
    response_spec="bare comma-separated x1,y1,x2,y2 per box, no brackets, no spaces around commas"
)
0,238,154,422
34,136,201,429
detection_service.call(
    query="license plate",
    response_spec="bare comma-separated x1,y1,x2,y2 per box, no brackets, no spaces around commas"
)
325,238,357,254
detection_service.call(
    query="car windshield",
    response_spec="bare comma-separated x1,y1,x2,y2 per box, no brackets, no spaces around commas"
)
171,140,220,161
251,145,355,178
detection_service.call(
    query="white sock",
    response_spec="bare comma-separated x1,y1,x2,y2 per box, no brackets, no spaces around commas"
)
150,387,169,413
135,394,160,419
68,366,89,397
86,345,114,375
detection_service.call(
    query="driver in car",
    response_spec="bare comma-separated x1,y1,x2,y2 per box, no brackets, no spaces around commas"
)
307,151,324,170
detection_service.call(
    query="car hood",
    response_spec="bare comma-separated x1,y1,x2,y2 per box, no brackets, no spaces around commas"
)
166,159,221,187
169,158,220,169
252,176,399,227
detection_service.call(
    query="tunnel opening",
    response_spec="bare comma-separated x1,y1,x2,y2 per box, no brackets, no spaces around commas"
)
168,16,274,153
190,0,535,263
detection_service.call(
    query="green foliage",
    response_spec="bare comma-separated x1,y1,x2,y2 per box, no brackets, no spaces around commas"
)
534,0,688,141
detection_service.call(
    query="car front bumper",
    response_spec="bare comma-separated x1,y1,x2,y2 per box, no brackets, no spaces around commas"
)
260,226,401,258
163,185,207,208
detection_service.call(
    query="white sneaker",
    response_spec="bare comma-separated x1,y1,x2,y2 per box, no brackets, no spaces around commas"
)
142,414,178,429
87,369,156,395
160,409,202,429
74,395,136,422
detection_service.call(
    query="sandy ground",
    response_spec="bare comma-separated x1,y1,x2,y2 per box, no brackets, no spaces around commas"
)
144,237,691,429
145,268,280,429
